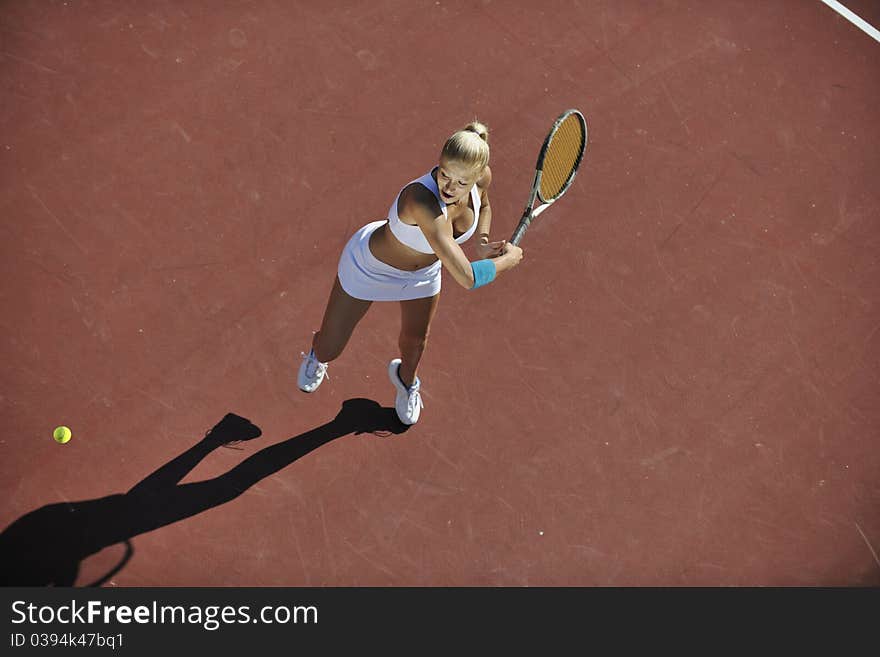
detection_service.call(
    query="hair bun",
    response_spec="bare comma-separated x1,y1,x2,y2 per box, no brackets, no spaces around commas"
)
464,121,489,143
441,121,491,169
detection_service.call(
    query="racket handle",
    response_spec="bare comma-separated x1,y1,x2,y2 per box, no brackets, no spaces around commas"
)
510,214,531,247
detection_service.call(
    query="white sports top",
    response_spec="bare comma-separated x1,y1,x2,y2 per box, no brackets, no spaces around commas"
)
387,168,480,255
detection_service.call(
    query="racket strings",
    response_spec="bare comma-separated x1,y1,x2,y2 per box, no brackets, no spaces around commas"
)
540,114,585,200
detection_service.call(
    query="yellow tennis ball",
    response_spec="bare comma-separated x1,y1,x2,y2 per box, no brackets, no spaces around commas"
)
53,426,71,444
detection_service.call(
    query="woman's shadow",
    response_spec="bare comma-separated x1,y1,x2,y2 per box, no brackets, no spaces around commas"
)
0,398,407,586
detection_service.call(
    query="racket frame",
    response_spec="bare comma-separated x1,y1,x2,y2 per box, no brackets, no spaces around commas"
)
510,109,587,246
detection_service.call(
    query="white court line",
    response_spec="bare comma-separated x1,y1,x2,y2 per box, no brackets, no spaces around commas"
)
819,0,880,43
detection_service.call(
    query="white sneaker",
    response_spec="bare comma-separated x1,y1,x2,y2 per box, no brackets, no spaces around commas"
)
388,358,423,425
298,349,329,393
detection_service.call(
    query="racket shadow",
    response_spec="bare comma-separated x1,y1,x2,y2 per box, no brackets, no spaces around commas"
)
0,398,408,586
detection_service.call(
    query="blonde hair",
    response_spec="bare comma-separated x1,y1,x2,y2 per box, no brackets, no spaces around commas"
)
441,120,490,171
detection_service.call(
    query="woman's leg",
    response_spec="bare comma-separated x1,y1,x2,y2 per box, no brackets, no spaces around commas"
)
396,293,440,386
312,277,372,362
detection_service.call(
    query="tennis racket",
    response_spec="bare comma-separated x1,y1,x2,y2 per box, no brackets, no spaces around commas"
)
509,109,588,246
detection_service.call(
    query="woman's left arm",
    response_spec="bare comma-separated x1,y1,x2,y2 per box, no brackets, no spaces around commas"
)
474,166,505,259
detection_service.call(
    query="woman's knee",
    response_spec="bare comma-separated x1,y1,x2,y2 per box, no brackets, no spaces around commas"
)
313,280,371,361
399,331,429,354
314,318,361,361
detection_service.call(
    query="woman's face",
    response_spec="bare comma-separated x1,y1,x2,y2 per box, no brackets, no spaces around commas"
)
436,158,482,204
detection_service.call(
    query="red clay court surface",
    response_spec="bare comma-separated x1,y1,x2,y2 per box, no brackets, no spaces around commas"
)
1,1,878,586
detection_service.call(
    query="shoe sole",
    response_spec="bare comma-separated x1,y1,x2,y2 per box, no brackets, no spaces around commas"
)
388,359,419,425
297,375,324,393
298,354,326,393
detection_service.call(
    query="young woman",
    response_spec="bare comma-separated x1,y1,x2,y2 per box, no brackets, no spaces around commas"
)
297,121,524,425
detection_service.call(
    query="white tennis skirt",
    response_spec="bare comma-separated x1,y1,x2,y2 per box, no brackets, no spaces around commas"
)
337,220,442,301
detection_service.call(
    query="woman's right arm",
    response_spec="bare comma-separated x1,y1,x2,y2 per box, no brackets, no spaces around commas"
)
403,188,523,290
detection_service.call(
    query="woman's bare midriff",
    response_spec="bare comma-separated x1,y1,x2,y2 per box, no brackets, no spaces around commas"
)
367,180,476,272
368,224,438,271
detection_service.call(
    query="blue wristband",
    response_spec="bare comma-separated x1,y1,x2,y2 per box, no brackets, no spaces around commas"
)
470,259,496,289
